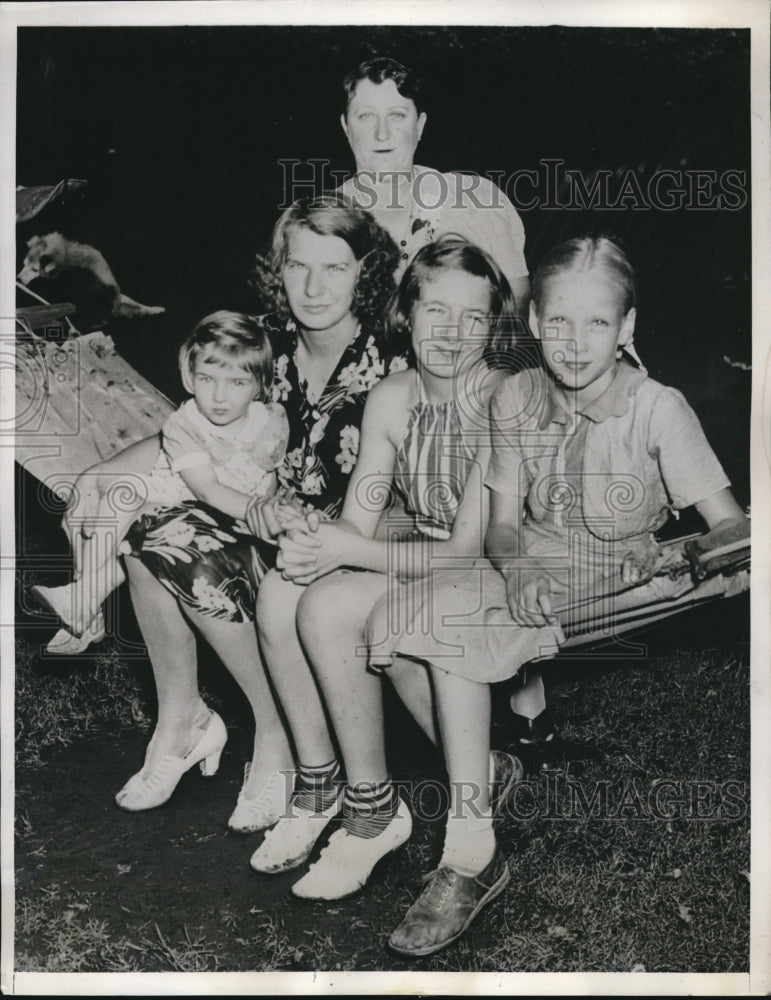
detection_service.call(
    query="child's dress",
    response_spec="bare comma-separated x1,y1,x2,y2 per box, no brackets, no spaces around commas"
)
124,399,288,621
364,372,488,666
142,398,288,507
367,361,731,680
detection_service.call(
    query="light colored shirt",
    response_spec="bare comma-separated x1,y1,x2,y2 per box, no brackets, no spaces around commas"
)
486,362,730,545
145,399,289,507
338,165,528,288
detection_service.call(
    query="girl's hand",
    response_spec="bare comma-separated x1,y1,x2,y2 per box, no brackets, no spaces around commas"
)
620,551,646,585
277,523,346,584
246,495,280,539
505,569,563,628
274,492,324,535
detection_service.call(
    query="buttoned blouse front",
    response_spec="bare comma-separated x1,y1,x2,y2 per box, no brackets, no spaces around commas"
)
486,362,730,554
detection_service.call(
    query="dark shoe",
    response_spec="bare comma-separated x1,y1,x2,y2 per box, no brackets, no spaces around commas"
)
510,706,556,746
489,750,523,818
388,848,509,957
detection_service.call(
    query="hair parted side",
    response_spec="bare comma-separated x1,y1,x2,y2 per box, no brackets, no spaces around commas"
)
250,193,400,344
179,310,273,400
386,234,521,368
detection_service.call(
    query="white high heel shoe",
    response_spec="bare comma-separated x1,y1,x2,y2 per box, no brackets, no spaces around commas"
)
227,763,296,833
115,709,227,811
45,612,106,655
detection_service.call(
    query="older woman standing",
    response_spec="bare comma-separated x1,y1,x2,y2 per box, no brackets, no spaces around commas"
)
63,196,405,827
336,57,530,311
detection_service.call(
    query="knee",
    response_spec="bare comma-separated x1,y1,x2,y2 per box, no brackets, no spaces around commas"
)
296,575,345,647
388,654,424,685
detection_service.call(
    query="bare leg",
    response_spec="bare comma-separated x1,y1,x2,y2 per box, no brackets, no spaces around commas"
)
182,606,293,796
508,664,546,719
124,556,209,776
295,571,391,784
430,666,491,815
387,656,437,746
256,570,336,768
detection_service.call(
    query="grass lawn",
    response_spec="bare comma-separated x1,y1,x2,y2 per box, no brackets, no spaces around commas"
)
13,474,750,974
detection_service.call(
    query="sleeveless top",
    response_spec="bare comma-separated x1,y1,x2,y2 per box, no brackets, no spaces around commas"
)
392,388,478,540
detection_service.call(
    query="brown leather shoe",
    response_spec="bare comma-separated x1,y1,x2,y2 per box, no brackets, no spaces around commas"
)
388,848,510,957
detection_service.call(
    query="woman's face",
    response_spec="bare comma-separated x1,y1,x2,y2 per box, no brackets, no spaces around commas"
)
341,78,427,176
282,226,360,334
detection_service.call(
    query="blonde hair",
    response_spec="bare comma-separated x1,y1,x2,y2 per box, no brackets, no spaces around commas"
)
532,236,636,315
179,310,272,399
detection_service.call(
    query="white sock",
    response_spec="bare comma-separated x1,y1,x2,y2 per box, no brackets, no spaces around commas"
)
441,812,495,877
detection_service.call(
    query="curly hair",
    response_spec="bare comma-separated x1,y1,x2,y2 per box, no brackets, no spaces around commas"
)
387,235,522,368
342,56,425,116
250,194,400,342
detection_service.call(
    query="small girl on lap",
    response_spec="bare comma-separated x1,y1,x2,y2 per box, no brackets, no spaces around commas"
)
35,310,296,654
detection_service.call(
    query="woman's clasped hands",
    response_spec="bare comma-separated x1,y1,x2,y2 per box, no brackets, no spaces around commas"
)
276,520,352,586
245,487,347,585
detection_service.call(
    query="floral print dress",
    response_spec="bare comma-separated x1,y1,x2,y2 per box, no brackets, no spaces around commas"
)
125,315,407,622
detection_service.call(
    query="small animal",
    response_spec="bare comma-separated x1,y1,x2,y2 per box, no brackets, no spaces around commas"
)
18,232,165,323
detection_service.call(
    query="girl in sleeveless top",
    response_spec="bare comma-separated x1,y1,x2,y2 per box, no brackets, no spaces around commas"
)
256,236,532,954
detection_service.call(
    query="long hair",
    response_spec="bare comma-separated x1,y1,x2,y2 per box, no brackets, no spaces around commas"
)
251,194,400,341
531,235,636,316
387,235,521,367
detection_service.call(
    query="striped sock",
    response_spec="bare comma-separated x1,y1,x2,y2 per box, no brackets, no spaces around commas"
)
293,759,341,813
341,780,398,839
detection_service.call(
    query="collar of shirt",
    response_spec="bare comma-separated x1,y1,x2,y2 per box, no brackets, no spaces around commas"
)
181,398,267,441
537,361,648,430
274,317,367,361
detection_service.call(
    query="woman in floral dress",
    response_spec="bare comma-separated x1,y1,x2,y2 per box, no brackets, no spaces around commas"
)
63,195,406,823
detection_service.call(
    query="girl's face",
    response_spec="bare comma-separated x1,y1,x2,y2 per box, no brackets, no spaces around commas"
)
282,226,360,335
530,271,635,402
411,268,493,380
341,78,427,176
188,353,260,426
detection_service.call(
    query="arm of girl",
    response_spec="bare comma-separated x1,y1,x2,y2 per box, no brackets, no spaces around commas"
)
281,446,491,583
280,379,493,584
177,466,253,522
244,487,308,540
486,486,564,627
694,487,747,532
621,387,749,584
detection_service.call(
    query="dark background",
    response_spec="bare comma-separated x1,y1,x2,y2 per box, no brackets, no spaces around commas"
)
16,25,752,503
